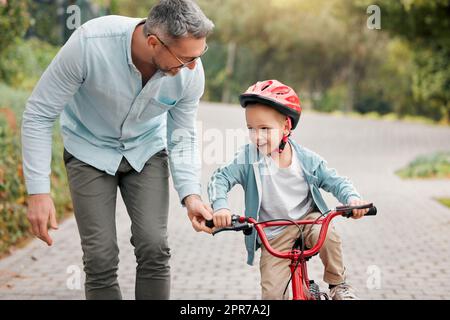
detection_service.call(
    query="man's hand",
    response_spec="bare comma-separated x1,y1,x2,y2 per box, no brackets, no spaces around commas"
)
26,194,58,245
184,194,213,233
212,208,232,228
348,199,370,219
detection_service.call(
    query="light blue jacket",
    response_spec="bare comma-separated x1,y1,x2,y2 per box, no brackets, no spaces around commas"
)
207,138,362,265
21,15,203,202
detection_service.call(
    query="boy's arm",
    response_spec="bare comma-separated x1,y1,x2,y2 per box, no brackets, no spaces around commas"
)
207,157,245,212
316,159,362,205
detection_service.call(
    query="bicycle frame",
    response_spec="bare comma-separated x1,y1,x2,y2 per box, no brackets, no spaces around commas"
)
244,210,345,300
207,203,376,300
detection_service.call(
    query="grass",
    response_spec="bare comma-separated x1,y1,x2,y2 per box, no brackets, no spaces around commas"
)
396,152,450,211
437,198,450,209
396,152,450,179
327,110,448,127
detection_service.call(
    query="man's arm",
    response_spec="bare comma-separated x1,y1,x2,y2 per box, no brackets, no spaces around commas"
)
22,27,86,194
21,27,86,245
166,60,212,231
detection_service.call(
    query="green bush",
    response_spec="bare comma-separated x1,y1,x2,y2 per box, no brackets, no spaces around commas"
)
0,0,30,55
355,95,393,115
312,85,347,113
0,85,72,257
0,38,58,90
396,152,450,179
0,83,30,118
0,116,28,253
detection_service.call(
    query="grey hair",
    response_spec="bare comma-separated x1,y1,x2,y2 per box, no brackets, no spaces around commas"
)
143,0,214,40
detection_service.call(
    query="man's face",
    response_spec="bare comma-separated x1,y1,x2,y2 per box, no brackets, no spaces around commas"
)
148,35,207,76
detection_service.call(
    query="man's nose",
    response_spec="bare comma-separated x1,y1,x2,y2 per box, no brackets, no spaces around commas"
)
187,60,197,70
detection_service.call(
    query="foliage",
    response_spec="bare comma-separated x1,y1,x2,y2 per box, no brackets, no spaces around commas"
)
396,152,450,179
0,0,30,56
0,37,58,90
0,86,72,256
313,85,348,113
2,0,449,122
0,115,28,254
109,0,156,16
355,0,450,121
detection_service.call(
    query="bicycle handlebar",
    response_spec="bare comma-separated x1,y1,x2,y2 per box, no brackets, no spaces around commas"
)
206,203,376,229
206,203,377,259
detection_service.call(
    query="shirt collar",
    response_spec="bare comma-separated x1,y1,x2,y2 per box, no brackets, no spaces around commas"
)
126,18,147,66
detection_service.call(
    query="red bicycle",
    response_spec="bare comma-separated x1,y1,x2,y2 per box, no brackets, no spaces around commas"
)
206,203,377,300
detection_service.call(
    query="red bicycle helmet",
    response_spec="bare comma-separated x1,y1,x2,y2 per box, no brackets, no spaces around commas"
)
239,80,301,129
239,80,301,153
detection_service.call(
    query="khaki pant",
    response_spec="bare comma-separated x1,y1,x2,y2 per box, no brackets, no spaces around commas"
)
260,212,346,300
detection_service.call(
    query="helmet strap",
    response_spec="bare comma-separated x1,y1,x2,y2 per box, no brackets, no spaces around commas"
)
278,117,292,153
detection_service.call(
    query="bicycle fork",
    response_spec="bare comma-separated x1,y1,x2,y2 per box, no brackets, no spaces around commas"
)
290,257,312,300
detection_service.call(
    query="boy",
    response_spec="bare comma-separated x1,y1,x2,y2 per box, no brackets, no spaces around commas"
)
207,80,371,300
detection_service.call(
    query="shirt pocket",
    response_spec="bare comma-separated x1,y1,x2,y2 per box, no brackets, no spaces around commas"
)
137,98,177,122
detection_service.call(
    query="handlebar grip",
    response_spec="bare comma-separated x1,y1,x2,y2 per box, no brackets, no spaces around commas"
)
344,206,377,218
366,206,377,216
205,219,214,228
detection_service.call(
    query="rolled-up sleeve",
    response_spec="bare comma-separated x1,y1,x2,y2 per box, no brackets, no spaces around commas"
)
21,27,86,194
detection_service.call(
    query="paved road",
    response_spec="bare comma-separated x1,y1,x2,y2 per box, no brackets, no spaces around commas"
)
1,102,450,299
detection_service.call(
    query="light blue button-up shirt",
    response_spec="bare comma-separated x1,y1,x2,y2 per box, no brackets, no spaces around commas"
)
21,15,203,202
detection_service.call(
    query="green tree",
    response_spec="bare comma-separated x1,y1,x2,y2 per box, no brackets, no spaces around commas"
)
199,0,363,104
108,0,156,16
357,0,450,121
0,0,30,55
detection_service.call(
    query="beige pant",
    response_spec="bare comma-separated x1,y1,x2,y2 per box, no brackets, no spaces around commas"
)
260,212,346,300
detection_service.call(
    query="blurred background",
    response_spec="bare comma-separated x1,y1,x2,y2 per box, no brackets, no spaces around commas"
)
2,0,450,119
0,0,449,294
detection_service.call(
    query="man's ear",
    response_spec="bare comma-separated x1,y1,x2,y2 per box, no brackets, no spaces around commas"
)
147,35,158,48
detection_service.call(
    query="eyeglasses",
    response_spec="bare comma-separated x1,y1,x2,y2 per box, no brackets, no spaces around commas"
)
148,33,208,70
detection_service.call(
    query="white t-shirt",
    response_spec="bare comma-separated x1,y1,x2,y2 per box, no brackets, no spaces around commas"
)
258,150,314,240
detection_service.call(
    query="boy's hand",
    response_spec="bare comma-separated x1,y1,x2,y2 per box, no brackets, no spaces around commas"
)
348,199,370,219
213,209,233,228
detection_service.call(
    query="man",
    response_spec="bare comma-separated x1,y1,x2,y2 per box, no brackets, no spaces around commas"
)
21,0,214,300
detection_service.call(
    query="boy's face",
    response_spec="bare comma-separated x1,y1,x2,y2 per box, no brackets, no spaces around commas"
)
245,103,290,156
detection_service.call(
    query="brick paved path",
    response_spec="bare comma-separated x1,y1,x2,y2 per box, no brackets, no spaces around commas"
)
1,103,449,299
